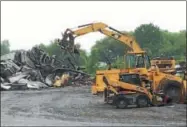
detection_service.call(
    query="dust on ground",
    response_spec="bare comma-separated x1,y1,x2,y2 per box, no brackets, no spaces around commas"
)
1,86,186,126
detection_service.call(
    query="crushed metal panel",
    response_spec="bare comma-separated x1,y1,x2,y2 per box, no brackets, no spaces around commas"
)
0,60,21,78
18,78,28,84
27,81,48,89
1,83,11,90
8,73,28,83
20,51,36,68
45,74,54,87
20,65,32,72
1,52,16,60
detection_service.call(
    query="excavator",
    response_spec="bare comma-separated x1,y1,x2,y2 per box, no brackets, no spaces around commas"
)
57,22,186,103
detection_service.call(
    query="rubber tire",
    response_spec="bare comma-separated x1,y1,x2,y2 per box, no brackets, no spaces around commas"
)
164,85,181,103
115,97,129,109
163,81,182,103
136,95,149,108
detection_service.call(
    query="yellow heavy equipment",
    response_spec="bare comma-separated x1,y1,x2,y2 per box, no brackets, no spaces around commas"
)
151,56,176,74
102,73,173,108
57,22,186,103
103,73,153,108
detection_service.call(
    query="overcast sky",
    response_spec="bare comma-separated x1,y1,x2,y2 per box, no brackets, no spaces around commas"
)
1,1,186,52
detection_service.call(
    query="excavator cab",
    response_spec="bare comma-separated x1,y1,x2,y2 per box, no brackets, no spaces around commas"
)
124,52,151,72
119,73,142,87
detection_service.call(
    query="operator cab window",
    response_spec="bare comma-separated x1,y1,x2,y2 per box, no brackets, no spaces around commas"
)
136,55,145,68
135,54,151,69
119,74,142,86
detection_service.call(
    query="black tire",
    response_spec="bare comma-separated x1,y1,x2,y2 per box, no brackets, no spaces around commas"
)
164,85,181,103
163,81,182,103
115,97,129,109
136,95,149,108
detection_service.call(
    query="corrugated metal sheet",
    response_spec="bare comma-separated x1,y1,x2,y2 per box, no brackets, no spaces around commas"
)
1,52,16,60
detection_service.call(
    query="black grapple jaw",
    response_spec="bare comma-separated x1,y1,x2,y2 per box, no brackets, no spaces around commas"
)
57,29,80,55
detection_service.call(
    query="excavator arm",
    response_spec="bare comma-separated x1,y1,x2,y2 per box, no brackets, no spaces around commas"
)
58,22,144,53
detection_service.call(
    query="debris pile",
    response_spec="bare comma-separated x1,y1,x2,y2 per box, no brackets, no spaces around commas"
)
0,47,93,91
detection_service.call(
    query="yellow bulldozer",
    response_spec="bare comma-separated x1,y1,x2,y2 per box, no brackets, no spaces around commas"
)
57,22,186,103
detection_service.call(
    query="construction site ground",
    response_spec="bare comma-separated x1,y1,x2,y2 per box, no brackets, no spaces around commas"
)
1,86,186,126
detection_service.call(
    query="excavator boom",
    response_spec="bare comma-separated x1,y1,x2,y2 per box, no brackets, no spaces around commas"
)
59,22,144,53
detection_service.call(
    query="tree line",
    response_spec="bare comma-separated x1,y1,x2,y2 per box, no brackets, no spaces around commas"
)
1,23,186,75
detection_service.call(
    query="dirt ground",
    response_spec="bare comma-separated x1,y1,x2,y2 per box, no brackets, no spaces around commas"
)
1,86,186,126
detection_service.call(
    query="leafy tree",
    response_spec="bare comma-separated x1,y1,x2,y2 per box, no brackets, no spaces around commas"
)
160,30,186,61
134,23,164,57
1,40,10,56
86,38,118,73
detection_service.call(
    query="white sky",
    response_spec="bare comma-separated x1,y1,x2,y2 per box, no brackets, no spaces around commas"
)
1,1,186,52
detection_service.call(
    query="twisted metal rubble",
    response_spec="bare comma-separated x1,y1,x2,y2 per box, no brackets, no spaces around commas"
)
0,46,93,91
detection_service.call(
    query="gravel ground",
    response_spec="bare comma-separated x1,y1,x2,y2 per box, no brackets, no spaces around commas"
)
1,86,186,126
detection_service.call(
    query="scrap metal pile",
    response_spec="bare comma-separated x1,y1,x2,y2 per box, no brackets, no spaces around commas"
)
0,46,93,91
